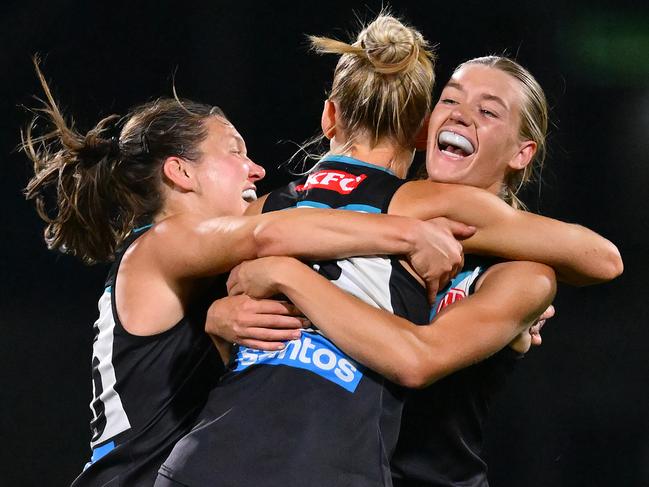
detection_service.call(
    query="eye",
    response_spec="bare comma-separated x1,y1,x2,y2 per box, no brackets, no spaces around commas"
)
440,98,458,105
480,108,498,118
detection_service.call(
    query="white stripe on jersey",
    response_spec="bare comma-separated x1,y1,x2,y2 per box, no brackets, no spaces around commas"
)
321,256,394,312
90,289,131,447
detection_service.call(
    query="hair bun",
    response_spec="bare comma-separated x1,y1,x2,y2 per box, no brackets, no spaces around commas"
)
357,15,423,74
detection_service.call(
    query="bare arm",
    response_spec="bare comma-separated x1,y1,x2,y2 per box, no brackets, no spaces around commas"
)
228,256,556,388
120,195,469,336
389,180,623,286
144,208,468,283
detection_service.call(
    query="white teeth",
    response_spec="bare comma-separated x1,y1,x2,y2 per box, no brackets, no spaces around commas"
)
438,131,475,155
242,189,257,202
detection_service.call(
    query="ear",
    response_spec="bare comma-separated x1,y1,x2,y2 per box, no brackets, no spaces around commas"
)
508,140,537,171
162,156,195,191
321,99,337,139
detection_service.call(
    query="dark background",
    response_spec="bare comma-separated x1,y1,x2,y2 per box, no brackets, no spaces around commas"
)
1,1,647,485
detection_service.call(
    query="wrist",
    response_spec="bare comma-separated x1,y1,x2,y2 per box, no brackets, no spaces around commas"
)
273,257,302,295
402,218,423,257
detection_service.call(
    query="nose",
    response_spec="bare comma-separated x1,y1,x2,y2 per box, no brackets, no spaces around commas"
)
248,159,266,182
449,105,471,126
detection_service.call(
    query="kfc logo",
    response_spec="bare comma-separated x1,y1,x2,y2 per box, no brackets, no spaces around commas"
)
295,170,367,194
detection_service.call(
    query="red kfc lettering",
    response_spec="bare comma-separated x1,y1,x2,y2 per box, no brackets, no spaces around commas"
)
295,170,367,194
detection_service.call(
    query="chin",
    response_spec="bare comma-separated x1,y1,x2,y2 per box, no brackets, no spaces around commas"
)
426,166,463,184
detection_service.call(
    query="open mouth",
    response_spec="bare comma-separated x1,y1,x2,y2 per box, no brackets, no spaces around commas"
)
437,130,475,158
242,189,257,203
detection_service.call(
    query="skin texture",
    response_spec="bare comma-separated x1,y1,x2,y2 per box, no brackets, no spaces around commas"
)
209,65,621,367
226,256,556,387
426,64,536,192
114,117,474,336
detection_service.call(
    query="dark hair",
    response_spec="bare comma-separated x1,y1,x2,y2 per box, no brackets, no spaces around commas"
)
22,59,225,264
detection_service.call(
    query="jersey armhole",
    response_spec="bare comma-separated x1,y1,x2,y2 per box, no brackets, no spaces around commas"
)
109,228,186,341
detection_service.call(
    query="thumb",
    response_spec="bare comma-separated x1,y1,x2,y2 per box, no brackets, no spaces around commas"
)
444,219,476,240
226,265,241,294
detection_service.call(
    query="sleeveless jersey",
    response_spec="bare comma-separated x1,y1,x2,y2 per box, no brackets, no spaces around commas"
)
391,256,523,487
160,155,430,486
71,226,224,487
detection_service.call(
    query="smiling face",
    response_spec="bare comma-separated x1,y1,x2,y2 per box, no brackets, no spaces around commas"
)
192,116,265,216
426,64,535,194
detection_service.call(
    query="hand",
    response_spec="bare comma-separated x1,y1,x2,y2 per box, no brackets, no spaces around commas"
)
227,256,295,298
509,305,555,354
205,295,306,351
407,217,475,303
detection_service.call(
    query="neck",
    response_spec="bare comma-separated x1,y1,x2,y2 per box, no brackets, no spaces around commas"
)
153,191,201,223
329,136,413,179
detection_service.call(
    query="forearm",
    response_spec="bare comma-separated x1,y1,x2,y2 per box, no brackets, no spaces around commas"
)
462,208,622,286
273,259,555,388
272,259,429,386
390,181,623,286
254,208,420,260
154,210,419,279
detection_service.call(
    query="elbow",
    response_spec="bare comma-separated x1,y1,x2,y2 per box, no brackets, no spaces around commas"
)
603,241,624,280
391,355,441,389
587,239,624,284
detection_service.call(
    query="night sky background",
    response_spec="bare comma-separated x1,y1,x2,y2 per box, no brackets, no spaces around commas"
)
1,1,648,485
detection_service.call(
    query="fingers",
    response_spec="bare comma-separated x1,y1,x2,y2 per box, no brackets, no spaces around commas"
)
429,217,476,240
539,304,555,321
236,339,290,352
426,280,439,305
529,320,545,335
244,313,306,330
250,300,303,317
238,326,302,342
529,319,545,347
235,326,304,352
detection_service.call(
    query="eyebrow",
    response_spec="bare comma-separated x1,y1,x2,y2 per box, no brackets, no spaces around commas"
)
444,81,509,111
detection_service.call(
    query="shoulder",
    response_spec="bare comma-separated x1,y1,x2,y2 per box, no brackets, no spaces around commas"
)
389,180,494,218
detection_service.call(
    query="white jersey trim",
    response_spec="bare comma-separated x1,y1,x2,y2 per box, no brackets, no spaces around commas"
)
89,288,131,447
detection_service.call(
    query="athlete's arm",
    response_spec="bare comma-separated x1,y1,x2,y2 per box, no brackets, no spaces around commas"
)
142,209,467,281
389,180,623,286
120,203,468,336
227,256,556,388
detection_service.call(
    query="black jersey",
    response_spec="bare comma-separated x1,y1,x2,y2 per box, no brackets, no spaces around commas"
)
160,156,430,487
391,256,523,487
71,226,224,487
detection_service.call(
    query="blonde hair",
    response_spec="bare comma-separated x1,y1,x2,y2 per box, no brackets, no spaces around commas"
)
456,56,549,210
309,13,435,164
